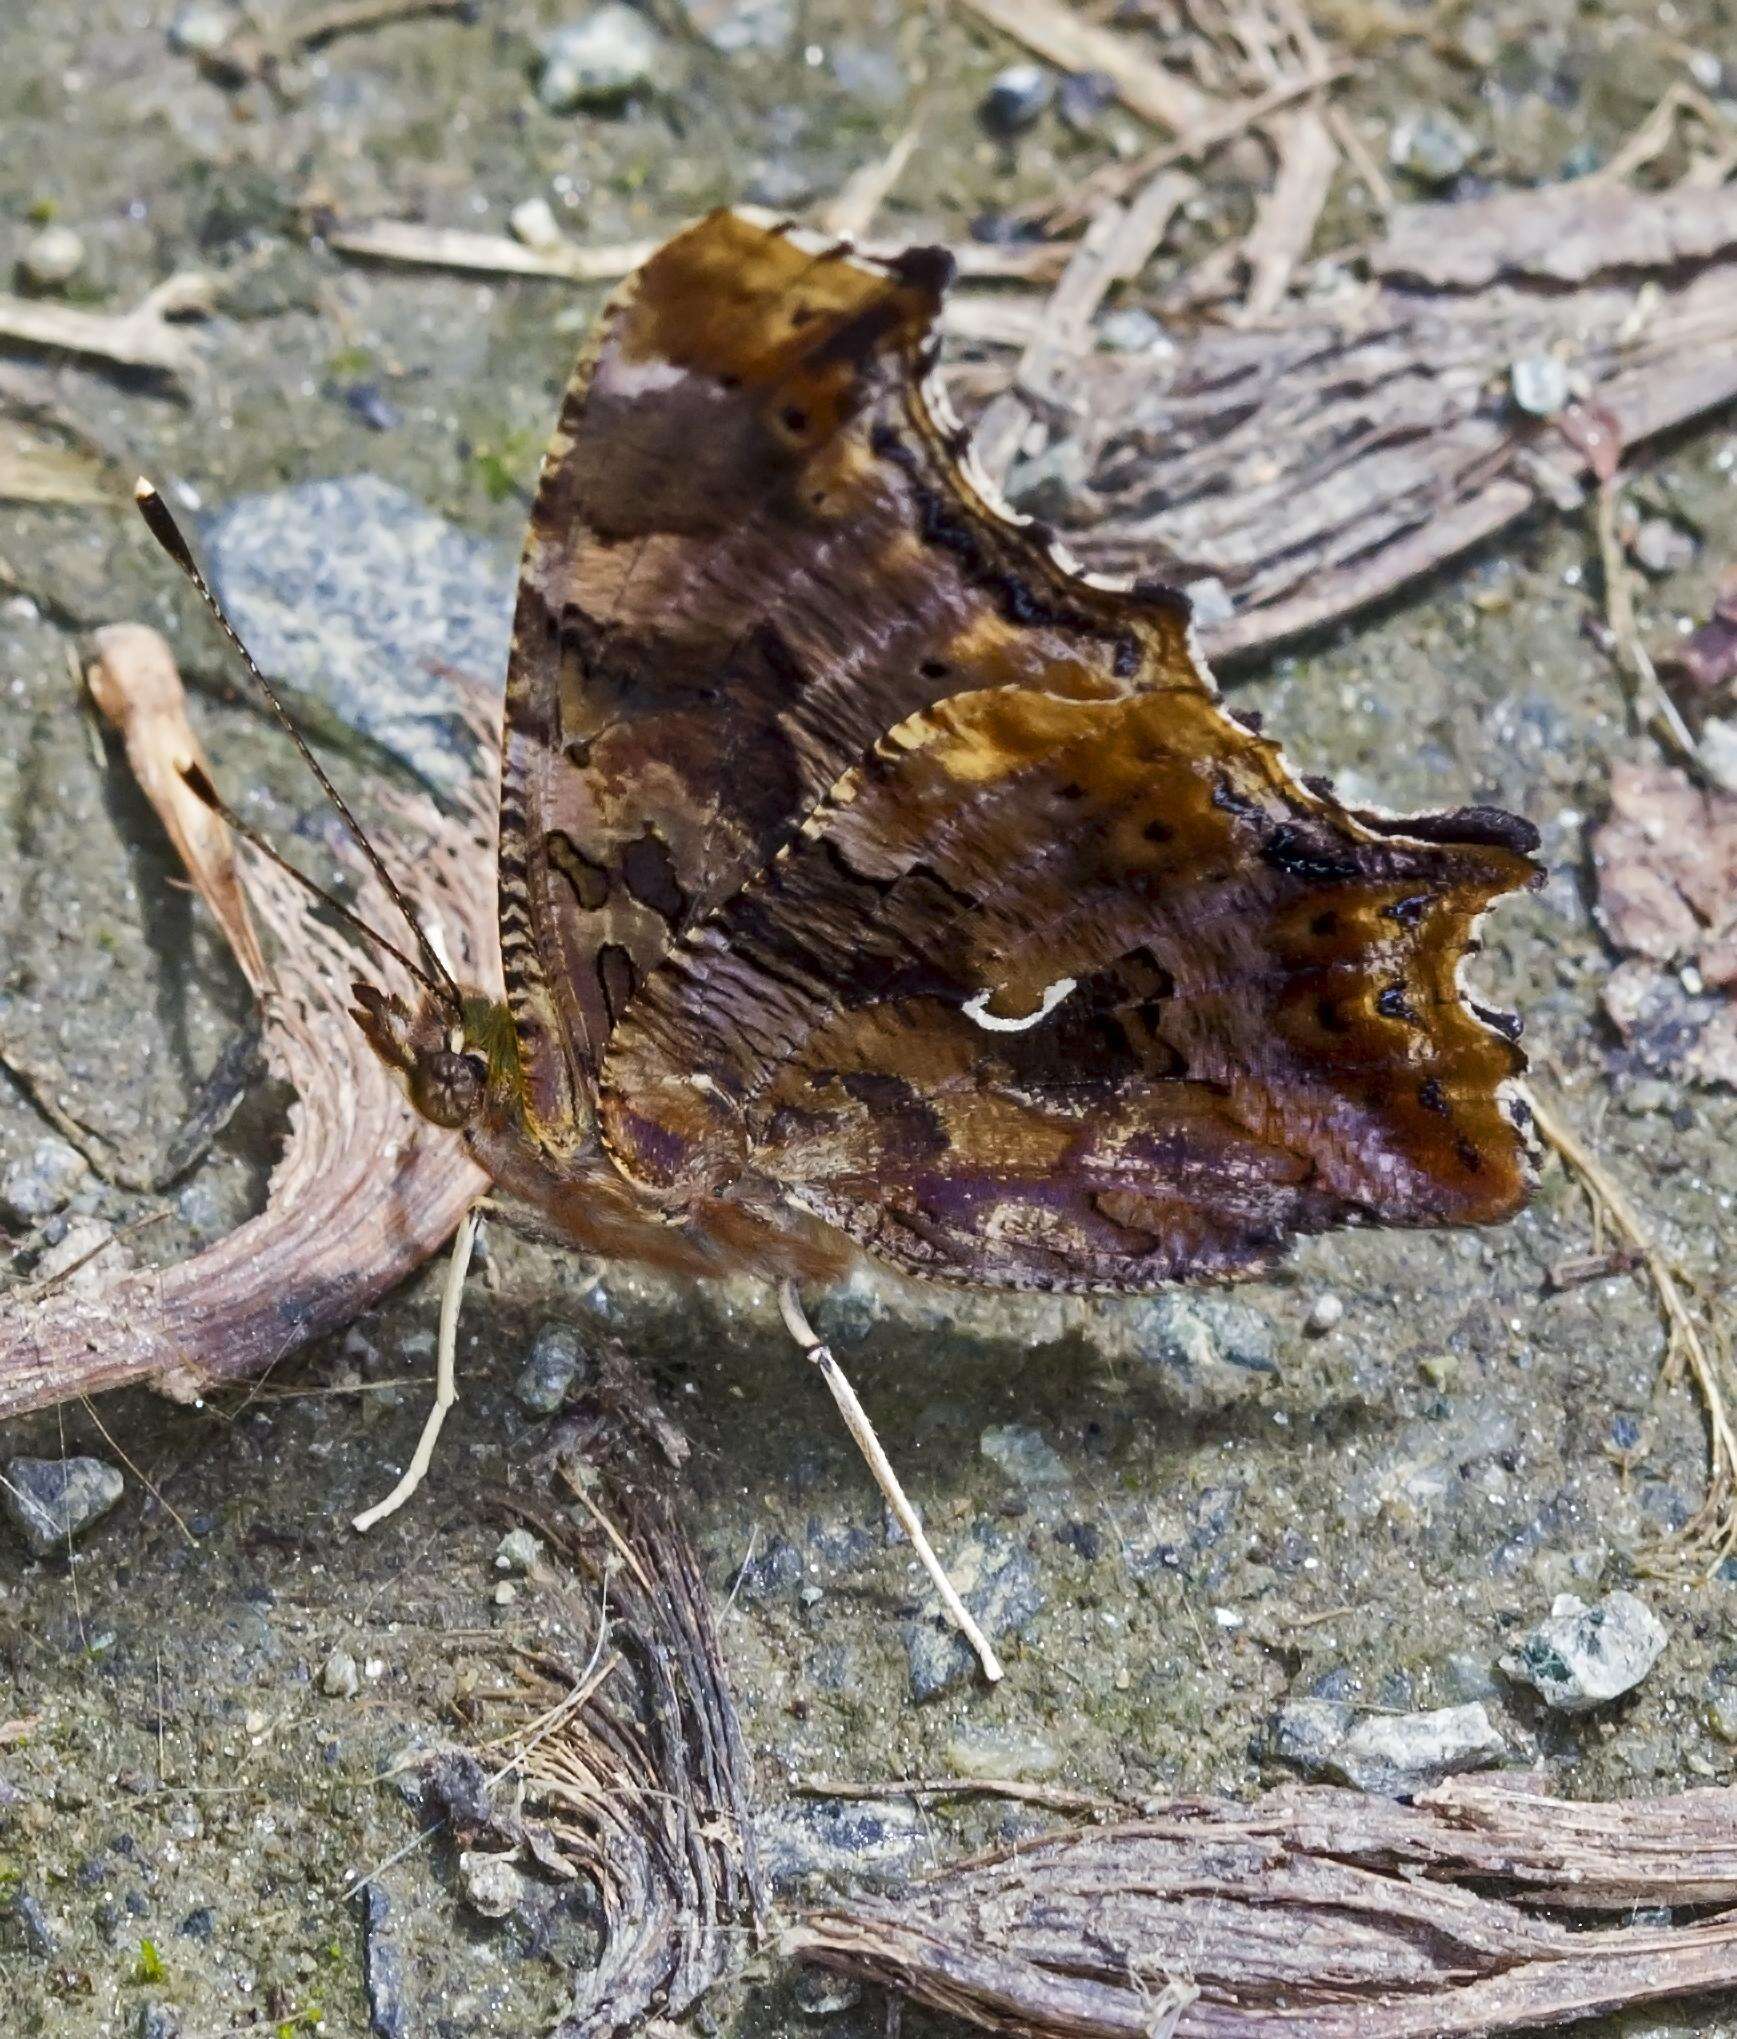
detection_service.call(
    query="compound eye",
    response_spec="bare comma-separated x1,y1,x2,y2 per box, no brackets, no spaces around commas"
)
417,1048,485,1128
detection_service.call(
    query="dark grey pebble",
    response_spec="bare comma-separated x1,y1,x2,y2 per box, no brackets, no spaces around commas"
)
2,1455,124,1556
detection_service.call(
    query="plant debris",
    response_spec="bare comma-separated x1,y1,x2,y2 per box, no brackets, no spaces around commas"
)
0,270,211,384
1016,177,1737,664
0,630,491,1418
786,1774,1737,2036
443,1355,763,2035
1666,561,1737,701
1592,760,1737,1088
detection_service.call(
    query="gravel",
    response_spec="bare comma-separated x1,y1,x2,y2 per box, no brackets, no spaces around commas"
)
1271,1697,1509,1795
537,6,665,112
1,1454,124,1556
1501,1592,1669,1712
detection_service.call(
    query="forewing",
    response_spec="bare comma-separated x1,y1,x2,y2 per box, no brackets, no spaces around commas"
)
497,207,1189,1148
600,684,1539,1289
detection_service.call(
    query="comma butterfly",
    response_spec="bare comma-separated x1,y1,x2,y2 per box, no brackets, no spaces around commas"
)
358,207,1538,1288
143,209,1540,1675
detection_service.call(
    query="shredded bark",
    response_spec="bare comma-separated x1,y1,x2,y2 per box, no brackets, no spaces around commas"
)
0,632,492,1419
1013,176,1737,664
786,1775,1737,2036
462,1356,764,2036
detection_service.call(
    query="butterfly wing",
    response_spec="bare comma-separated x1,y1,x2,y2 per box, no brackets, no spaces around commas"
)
498,207,1189,1152
599,681,1539,1288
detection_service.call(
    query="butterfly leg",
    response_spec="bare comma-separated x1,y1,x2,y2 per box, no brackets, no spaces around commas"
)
352,1202,482,1533
777,1282,1004,1685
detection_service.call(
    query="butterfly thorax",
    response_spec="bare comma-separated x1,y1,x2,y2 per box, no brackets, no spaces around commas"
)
352,978,849,1283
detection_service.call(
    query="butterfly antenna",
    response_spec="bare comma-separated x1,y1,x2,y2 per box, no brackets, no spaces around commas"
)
178,758,454,1005
133,477,464,1016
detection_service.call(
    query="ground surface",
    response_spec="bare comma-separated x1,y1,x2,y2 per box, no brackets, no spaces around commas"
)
1,1,1736,2034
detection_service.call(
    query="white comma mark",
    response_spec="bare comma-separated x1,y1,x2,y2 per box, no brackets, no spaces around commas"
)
962,977,1078,1033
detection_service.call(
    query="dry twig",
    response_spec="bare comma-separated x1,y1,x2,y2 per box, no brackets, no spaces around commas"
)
1240,109,1338,318
0,273,210,383
974,169,1193,484
1528,1090,1737,1578
190,0,474,83
821,128,922,241
1023,62,1350,233
952,0,1223,134
325,215,1069,288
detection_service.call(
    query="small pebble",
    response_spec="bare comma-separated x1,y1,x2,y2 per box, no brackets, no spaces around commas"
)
944,1723,1060,1779
1707,1685,1737,1745
136,2005,180,2039
979,1422,1069,1490
1271,1697,1506,1794
1180,575,1234,628
1697,719,1737,798
794,1969,863,2016
514,1323,587,1414
493,1581,517,1607
0,1135,89,1225
979,62,1053,137
342,383,401,433
1057,68,1114,133
167,3,235,55
20,225,85,290
1390,109,1476,186
1304,1292,1344,1335
509,195,565,252
1629,517,1695,577
495,1527,543,1574
757,1796,922,1887
1096,306,1168,355
1,1455,123,1556
675,0,793,54
537,6,664,112
320,1648,361,1699
458,1849,532,1919
1502,1591,1667,1713
1510,353,1571,419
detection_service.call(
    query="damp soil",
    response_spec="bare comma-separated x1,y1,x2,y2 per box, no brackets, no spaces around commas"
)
2,3,1736,2035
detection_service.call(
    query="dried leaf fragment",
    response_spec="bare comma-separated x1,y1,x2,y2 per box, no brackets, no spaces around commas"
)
85,622,269,990
1590,761,1737,1088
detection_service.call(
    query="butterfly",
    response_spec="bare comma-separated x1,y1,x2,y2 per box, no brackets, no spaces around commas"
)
142,208,1538,1675
354,206,1538,1287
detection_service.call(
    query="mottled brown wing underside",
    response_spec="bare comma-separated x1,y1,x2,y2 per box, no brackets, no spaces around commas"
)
498,207,1192,1151
600,684,1537,1287
502,206,1540,1289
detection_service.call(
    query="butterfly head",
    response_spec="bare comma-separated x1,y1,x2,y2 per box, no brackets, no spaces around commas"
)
351,981,519,1133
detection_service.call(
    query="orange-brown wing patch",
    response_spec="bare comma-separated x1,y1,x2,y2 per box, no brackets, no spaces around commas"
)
599,684,1539,1290
497,207,1188,1148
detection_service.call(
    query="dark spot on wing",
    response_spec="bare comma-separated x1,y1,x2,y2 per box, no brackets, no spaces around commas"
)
622,828,687,924
546,829,610,911
597,944,639,1032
